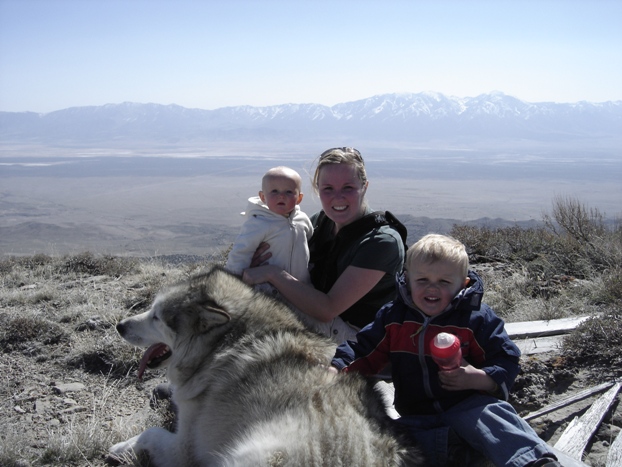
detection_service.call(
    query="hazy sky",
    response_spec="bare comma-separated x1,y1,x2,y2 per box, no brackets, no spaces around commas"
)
1,0,621,113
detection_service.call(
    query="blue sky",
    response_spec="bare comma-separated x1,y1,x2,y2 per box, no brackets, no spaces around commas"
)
1,0,621,113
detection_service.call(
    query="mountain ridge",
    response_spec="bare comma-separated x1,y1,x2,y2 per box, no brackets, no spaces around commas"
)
1,92,621,146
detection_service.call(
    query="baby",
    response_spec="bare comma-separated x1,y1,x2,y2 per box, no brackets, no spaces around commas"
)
225,166,313,287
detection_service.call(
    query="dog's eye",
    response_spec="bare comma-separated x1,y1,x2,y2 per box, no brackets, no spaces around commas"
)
153,315,159,321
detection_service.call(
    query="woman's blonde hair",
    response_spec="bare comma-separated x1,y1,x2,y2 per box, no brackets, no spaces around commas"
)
406,234,469,277
312,147,368,193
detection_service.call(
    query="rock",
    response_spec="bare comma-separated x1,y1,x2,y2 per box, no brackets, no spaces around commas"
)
59,405,87,415
52,382,86,394
34,399,51,414
75,315,111,331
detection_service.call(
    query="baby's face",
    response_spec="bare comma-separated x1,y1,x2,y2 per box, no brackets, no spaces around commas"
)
407,259,469,317
259,175,303,217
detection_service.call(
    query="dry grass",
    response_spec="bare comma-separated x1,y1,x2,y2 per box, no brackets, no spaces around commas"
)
0,198,620,466
0,253,211,467
451,197,621,324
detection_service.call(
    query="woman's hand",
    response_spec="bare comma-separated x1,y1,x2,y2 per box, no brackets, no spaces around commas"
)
242,264,279,286
249,242,272,267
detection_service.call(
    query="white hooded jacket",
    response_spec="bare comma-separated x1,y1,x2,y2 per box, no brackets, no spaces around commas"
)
225,196,313,284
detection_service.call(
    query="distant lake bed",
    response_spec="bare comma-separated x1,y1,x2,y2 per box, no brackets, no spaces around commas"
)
1,150,619,257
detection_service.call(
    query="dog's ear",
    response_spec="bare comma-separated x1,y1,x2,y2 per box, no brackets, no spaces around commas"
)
193,304,231,333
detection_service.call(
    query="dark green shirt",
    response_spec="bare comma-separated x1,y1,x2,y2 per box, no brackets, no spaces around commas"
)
309,209,405,328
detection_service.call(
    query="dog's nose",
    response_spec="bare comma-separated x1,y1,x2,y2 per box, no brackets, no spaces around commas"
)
116,322,125,335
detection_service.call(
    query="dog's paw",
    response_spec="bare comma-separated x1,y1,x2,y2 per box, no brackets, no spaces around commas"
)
104,453,123,466
107,435,140,464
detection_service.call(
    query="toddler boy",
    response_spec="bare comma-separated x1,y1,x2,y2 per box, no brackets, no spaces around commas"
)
332,234,561,467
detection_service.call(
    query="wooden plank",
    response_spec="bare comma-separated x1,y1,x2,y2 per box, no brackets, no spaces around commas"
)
524,382,615,421
506,316,591,339
606,427,622,467
554,382,621,460
514,335,564,355
549,446,591,467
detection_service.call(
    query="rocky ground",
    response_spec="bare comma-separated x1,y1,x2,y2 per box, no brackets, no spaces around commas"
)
512,356,621,466
0,256,620,466
1,350,173,466
3,334,620,467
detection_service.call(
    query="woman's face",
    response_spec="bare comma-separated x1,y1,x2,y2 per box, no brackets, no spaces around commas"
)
317,163,367,229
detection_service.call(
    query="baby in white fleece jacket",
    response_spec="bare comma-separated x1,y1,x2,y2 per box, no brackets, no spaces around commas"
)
225,166,313,287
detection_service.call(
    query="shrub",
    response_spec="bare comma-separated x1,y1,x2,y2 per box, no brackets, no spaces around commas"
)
600,266,622,304
543,195,622,274
450,197,622,325
60,252,138,277
563,308,622,367
450,224,558,264
452,197,622,294
543,195,606,245
0,313,69,352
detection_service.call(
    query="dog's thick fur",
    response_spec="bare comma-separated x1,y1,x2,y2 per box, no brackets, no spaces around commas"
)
109,266,423,466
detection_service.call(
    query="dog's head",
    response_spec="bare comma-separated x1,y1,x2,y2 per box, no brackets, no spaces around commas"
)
116,266,249,379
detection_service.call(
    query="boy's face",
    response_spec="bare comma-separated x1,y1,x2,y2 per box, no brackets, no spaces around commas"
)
407,259,469,317
259,174,303,217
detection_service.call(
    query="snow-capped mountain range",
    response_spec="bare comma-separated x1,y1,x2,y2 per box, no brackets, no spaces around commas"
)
1,92,620,146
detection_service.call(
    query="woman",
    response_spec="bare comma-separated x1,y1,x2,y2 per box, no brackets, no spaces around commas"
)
243,147,406,344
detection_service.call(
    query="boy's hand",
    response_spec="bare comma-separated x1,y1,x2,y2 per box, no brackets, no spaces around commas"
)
438,364,497,392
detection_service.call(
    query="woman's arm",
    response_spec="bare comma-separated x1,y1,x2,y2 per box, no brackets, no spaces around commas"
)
242,264,385,322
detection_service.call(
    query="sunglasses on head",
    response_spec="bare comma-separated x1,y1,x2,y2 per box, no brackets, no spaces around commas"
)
319,147,363,162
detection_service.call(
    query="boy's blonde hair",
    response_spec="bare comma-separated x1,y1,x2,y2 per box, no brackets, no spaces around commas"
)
406,234,469,277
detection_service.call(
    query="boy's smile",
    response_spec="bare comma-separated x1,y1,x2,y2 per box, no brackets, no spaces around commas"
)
408,259,469,317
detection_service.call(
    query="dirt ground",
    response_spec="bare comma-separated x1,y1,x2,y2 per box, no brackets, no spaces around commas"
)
510,354,621,466
2,327,620,466
1,262,620,466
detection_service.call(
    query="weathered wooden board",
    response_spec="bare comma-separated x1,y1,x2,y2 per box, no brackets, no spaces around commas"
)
606,427,622,467
554,382,621,460
514,335,564,355
506,316,591,339
524,382,615,421
549,446,591,467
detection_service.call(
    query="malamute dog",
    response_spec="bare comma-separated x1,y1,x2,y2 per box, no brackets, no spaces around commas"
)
109,266,422,466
